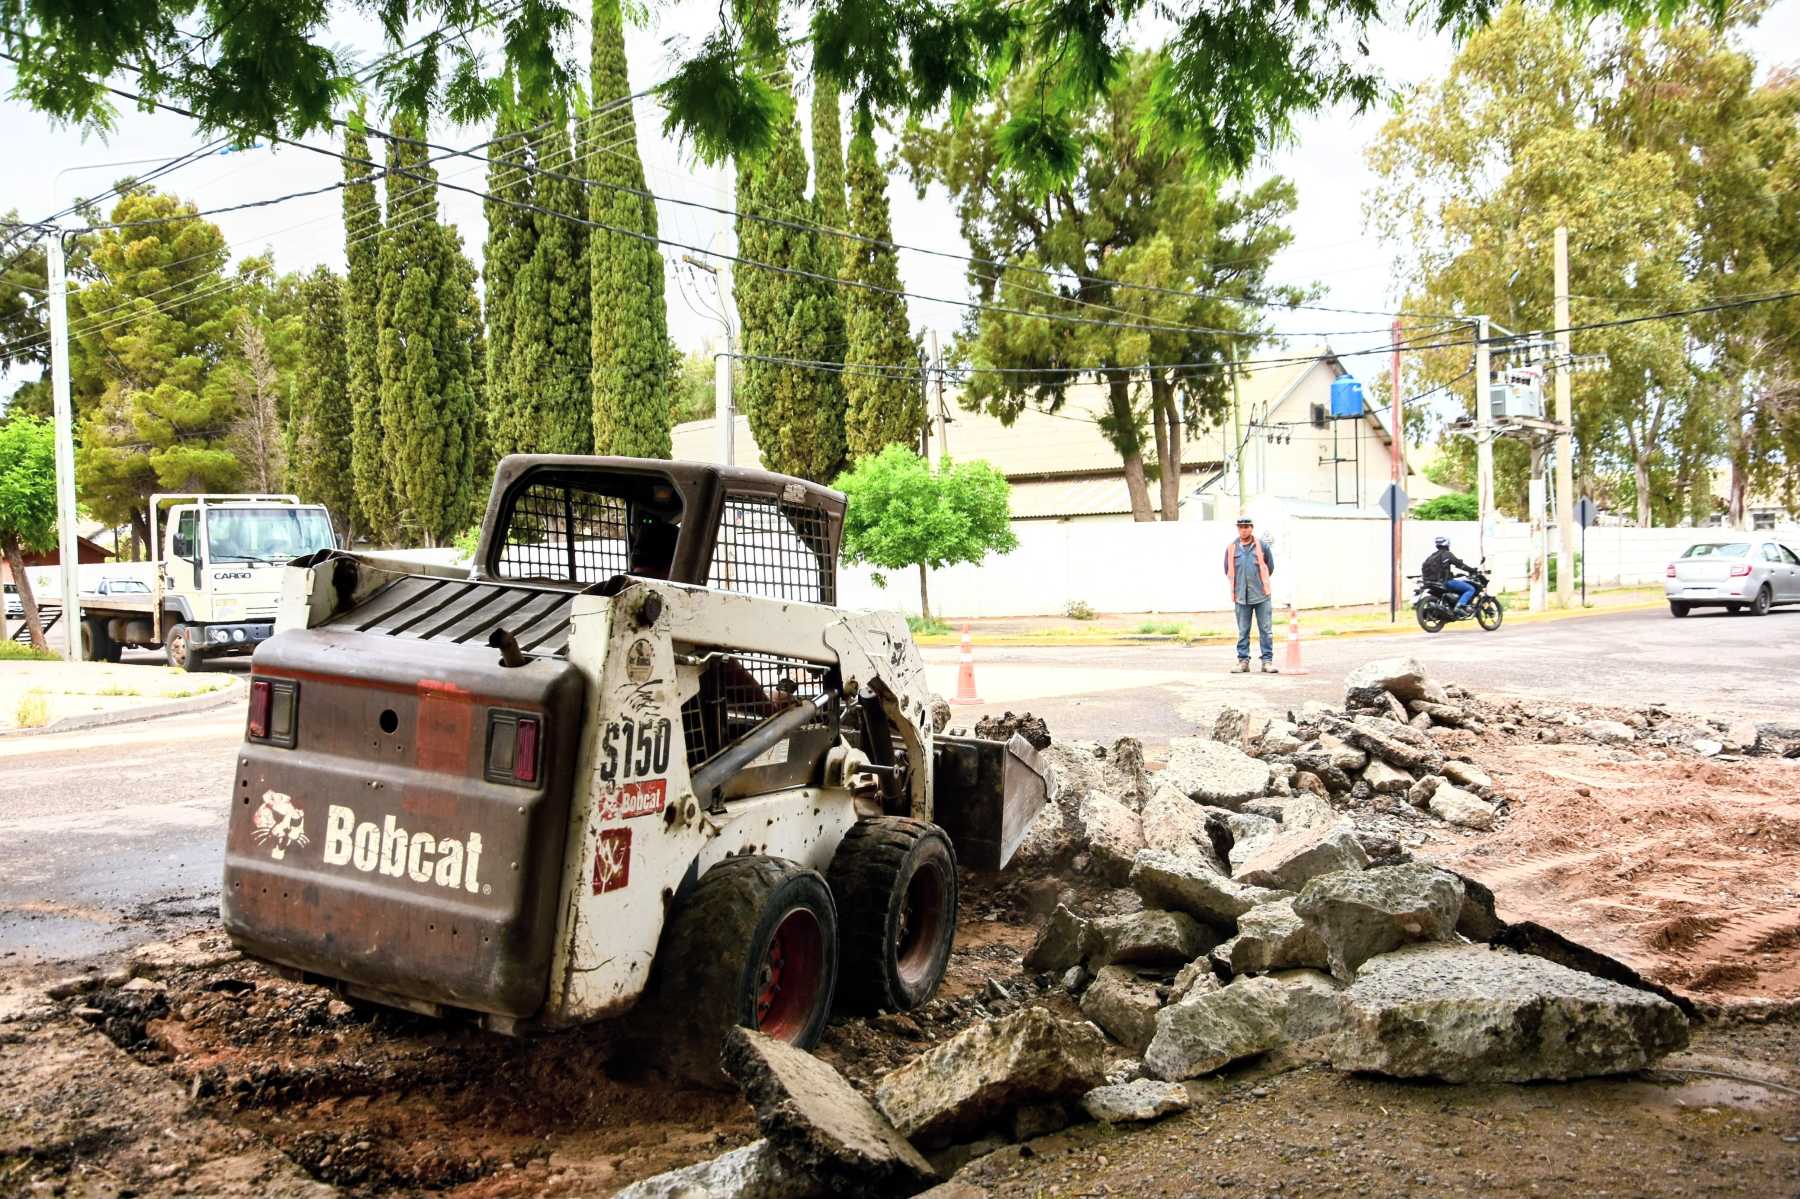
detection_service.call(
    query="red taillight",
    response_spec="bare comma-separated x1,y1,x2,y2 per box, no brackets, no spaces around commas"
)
514,716,540,784
248,679,271,739
1666,564,1677,578
1730,563,1753,577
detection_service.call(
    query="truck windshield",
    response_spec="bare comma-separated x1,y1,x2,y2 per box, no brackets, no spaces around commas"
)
206,508,336,564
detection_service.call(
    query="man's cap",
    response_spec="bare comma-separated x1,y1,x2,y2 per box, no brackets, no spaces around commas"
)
1236,516,1254,526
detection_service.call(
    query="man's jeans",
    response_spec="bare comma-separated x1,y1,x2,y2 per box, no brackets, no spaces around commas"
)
1443,578,1476,612
1235,598,1274,662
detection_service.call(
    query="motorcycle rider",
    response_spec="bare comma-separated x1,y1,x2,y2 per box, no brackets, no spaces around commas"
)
1421,536,1477,615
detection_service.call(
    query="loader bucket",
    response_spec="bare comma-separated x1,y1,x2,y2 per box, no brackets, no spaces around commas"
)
930,733,1049,871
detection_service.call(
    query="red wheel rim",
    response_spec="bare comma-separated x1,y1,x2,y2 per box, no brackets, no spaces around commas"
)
895,863,947,989
754,906,825,1041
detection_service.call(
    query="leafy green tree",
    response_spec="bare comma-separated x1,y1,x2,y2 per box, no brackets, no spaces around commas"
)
842,113,923,458
1411,492,1478,521
672,344,717,425
509,97,592,455
284,268,358,539
376,119,481,546
343,119,392,539
2,218,96,418
836,445,1017,622
904,50,1302,520
482,97,537,459
69,190,246,551
0,415,57,650
589,0,674,458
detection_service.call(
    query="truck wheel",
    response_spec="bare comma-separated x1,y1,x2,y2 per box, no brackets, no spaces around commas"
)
827,817,958,1013
165,624,203,672
81,619,122,662
636,856,837,1086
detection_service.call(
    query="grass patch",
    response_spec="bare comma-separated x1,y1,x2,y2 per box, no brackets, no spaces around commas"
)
906,615,951,637
0,641,59,662
1133,620,1185,636
93,685,143,697
15,690,50,728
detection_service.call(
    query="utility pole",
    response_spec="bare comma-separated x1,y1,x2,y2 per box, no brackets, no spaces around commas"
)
1553,226,1575,606
1229,346,1245,507
46,231,83,661
928,329,949,461
1474,316,1493,563
1528,441,1548,612
1390,319,1404,624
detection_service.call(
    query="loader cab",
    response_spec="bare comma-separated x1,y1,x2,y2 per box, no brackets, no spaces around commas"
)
471,455,845,606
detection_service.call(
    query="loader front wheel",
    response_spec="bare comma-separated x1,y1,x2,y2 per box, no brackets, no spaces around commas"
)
828,817,958,1013
635,855,837,1086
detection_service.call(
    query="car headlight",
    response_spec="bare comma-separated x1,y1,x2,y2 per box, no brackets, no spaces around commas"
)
231,628,246,642
212,628,231,642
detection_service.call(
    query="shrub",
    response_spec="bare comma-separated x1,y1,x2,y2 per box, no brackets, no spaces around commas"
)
1064,599,1096,621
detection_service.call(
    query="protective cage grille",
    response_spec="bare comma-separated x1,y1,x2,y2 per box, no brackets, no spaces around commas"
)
495,482,629,584
707,494,836,605
680,652,834,769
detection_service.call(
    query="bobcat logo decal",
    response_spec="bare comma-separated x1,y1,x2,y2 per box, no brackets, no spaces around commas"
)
252,790,309,860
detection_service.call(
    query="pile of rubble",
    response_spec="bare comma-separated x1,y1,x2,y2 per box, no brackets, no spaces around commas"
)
624,656,1698,1199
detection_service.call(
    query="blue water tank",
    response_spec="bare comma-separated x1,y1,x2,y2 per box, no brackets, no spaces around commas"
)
1329,375,1365,418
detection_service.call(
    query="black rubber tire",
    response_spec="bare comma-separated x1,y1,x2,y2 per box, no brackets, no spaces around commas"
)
1414,599,1446,634
81,619,122,662
826,817,958,1013
1474,595,1504,632
1669,601,1690,618
1750,585,1772,617
634,855,837,1087
165,624,203,671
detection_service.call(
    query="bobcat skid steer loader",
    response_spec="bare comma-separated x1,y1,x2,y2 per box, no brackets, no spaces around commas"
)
222,455,1046,1075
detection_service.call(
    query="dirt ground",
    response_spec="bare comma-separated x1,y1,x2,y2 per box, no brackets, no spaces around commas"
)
4,716,1799,1198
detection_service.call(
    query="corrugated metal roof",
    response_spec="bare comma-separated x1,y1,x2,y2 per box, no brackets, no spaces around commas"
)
1008,469,1224,520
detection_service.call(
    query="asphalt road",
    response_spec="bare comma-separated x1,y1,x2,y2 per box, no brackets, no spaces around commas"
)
3,605,1794,969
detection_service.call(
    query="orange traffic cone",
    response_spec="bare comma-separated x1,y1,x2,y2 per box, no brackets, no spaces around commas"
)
952,622,983,705
1283,604,1311,675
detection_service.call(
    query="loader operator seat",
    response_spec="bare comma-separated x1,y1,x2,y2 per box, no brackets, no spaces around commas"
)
627,511,679,580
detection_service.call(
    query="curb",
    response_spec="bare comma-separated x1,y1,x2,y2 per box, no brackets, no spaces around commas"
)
1,677,246,739
915,597,1668,649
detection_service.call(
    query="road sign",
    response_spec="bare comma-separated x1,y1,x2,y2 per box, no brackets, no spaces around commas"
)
1379,483,1409,520
1574,497,1598,529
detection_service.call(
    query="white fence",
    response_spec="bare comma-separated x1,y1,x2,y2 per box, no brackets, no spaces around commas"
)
837,507,1800,618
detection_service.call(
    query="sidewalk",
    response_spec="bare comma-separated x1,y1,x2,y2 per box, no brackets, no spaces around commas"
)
911,585,1664,647
0,657,238,733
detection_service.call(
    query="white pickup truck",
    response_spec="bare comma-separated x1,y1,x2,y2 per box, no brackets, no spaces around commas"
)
75,493,338,669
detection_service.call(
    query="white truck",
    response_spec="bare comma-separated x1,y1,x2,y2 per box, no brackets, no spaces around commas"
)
76,493,337,669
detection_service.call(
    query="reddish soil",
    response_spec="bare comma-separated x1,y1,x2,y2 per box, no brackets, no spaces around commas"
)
1433,740,1800,1009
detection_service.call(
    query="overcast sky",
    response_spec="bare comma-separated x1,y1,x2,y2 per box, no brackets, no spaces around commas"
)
4,1,1797,400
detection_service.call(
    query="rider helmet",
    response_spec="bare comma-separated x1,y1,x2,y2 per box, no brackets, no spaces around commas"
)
1434,536,1450,550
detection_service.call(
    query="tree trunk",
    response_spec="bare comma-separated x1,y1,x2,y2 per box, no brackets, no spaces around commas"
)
1635,453,1652,528
918,562,931,624
1121,451,1154,522
2,535,50,652
1152,374,1181,520
1107,373,1155,522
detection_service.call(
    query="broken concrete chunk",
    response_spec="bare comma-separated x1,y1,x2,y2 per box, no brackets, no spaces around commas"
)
1278,792,1339,832
1143,976,1289,1080
1330,943,1690,1082
1128,850,1290,930
1344,657,1449,705
1291,748,1354,794
1011,799,1078,870
1078,791,1146,883
1158,738,1272,808
611,1139,819,1199
1220,898,1329,975
1023,904,1093,975
874,1008,1106,1143
1102,737,1154,810
1406,775,1441,809
1139,785,1229,875
1259,720,1303,756
1170,960,1221,1004
1351,830,1408,867
1010,1102,1070,1142
1361,758,1414,795
1266,969,1346,1042
1079,966,1163,1051
1445,870,1505,942
1234,824,1370,891
1440,760,1492,792
1293,864,1465,979
721,1028,937,1196
1081,1079,1191,1124
1427,784,1496,831
1584,719,1636,745
1332,718,1446,776
1087,909,1213,969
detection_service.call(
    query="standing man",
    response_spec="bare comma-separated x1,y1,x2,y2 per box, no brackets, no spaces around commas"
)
1225,515,1278,674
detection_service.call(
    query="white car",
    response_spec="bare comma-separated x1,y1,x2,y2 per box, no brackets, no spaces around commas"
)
1665,539,1800,617
3,583,20,620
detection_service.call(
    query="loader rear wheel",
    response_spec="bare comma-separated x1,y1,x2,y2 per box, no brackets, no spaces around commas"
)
636,855,837,1086
827,817,958,1013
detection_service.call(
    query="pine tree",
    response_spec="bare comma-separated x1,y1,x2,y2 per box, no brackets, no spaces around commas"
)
734,44,848,482
482,97,537,458
588,0,673,457
511,96,593,454
375,119,481,545
284,267,358,538
842,114,924,458
343,119,392,539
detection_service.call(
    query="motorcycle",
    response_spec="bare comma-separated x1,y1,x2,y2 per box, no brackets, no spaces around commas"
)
1411,565,1504,634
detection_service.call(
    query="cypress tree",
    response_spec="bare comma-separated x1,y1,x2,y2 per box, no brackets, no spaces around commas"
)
482,97,536,458
286,267,359,539
588,0,673,457
810,80,848,369
842,113,924,458
375,118,480,545
343,119,392,539
511,97,593,454
735,53,848,481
